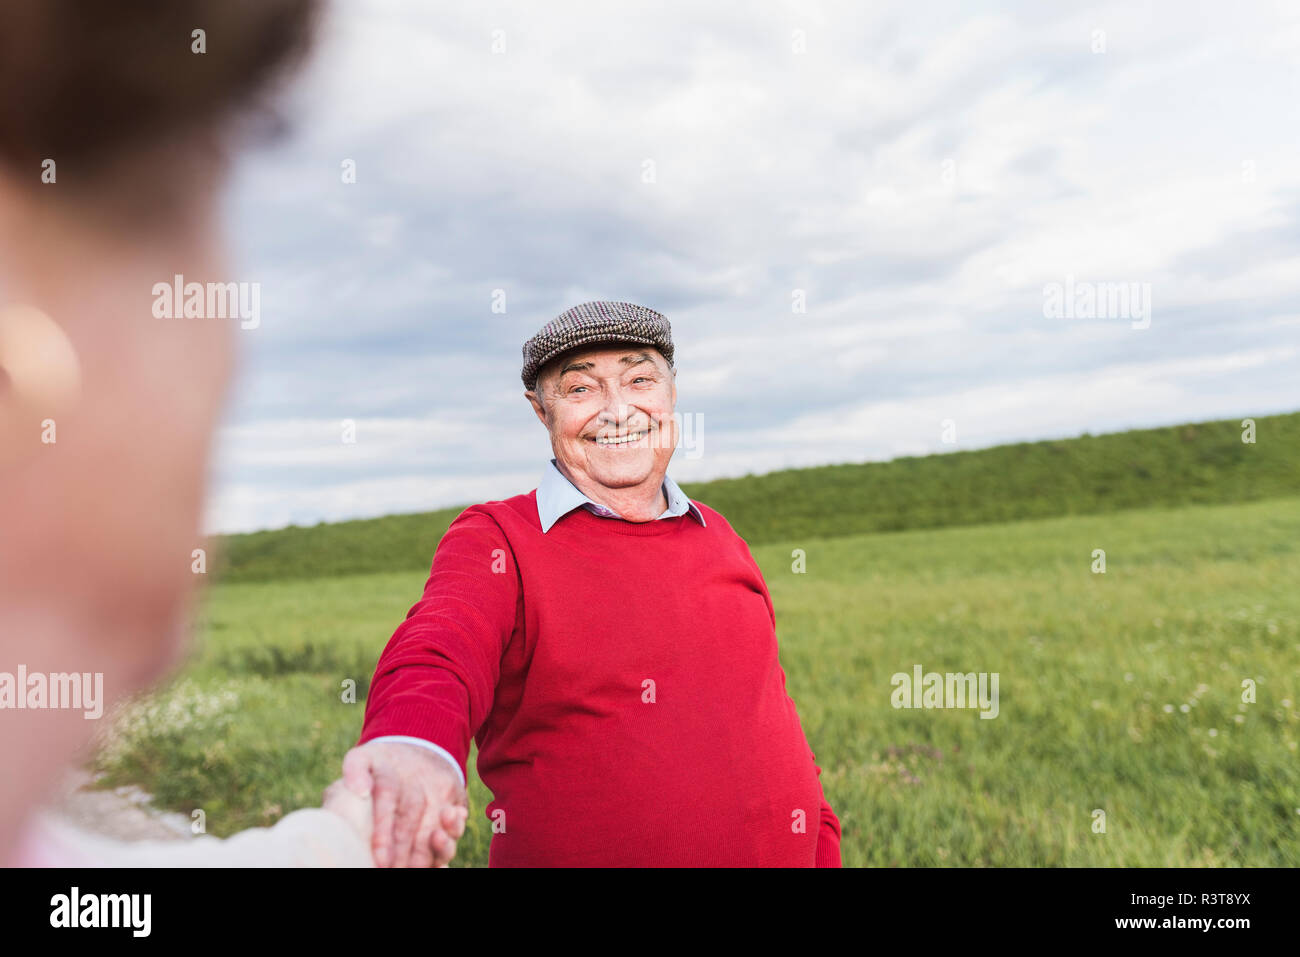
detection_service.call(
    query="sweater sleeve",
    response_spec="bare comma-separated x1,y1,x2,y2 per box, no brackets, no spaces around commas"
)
357,507,520,784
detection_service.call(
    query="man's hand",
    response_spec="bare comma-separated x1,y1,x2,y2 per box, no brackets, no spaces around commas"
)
341,740,469,868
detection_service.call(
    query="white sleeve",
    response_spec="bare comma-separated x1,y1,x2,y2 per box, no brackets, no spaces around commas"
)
365,735,467,790
33,807,373,868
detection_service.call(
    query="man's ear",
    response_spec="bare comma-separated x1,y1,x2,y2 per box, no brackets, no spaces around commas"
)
525,389,548,427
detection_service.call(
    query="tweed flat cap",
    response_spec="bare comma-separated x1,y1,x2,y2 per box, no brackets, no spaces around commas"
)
521,301,674,390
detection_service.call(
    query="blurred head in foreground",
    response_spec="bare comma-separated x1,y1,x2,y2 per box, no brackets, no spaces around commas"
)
0,0,320,862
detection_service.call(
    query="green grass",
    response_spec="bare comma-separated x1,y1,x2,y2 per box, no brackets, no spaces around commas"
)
92,494,1300,866
212,412,1300,584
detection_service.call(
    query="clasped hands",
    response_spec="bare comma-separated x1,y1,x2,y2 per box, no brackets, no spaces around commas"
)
321,740,469,867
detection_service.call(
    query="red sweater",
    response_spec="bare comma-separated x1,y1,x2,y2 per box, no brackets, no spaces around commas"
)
359,491,842,867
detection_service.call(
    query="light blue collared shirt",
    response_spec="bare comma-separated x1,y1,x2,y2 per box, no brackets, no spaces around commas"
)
367,458,706,785
536,457,706,532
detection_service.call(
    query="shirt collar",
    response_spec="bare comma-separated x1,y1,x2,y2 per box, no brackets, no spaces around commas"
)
536,458,707,533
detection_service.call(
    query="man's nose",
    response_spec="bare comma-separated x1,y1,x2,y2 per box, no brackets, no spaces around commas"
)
596,389,637,422
596,407,636,426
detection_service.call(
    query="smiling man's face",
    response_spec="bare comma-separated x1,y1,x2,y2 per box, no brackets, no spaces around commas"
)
525,344,678,499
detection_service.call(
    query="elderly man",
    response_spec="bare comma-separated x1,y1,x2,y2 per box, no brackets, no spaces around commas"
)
345,301,841,867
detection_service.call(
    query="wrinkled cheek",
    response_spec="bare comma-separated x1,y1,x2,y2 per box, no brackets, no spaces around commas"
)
656,413,678,455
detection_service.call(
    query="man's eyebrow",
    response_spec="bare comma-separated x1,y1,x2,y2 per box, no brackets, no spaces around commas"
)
621,352,655,369
557,351,656,378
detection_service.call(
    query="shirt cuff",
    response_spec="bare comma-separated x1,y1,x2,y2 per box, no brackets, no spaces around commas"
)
365,735,467,790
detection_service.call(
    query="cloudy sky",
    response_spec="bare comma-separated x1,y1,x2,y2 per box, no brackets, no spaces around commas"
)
207,0,1300,534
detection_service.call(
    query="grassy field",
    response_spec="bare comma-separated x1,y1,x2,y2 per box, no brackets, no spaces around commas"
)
92,494,1300,866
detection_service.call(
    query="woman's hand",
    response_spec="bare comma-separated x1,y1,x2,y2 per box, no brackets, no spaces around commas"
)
322,759,376,849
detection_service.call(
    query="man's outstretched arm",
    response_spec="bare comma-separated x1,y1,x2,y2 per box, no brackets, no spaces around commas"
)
347,506,519,867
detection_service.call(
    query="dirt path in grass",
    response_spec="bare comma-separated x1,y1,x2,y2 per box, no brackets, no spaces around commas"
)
48,768,193,842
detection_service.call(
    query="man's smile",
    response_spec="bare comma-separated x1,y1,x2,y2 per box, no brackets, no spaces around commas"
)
589,429,650,447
